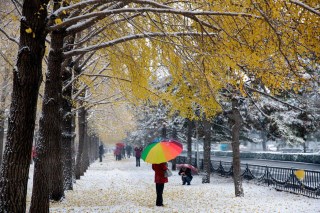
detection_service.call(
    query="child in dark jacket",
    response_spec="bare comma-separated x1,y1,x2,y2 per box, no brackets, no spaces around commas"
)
178,167,193,185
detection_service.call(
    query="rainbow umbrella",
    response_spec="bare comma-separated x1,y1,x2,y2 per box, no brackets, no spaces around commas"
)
141,139,183,164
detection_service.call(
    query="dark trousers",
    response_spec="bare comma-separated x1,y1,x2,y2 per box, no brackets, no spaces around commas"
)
156,183,164,206
136,157,140,167
99,155,102,162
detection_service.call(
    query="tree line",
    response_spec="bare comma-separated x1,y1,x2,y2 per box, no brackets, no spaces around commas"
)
0,0,319,212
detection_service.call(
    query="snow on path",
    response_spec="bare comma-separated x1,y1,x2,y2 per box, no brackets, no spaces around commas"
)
28,153,319,213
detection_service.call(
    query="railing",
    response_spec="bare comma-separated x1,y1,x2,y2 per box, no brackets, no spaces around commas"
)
176,156,320,199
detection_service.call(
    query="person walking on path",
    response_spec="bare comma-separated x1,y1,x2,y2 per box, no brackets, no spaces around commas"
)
99,145,105,162
134,146,143,167
126,145,132,158
121,146,126,159
152,162,168,207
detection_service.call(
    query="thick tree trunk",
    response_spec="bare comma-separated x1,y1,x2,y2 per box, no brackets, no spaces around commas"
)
231,97,244,197
47,35,65,202
0,68,9,165
61,35,75,191
186,119,193,165
202,119,211,183
30,28,65,212
0,1,48,211
61,92,74,190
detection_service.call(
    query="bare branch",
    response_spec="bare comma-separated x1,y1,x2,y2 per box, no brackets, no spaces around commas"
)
0,28,19,45
64,31,217,58
245,86,306,112
290,0,320,16
10,0,22,16
49,7,260,31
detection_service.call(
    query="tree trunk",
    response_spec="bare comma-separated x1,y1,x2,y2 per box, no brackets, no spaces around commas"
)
302,140,307,153
171,126,177,170
61,35,75,191
75,105,86,179
261,131,267,151
30,28,65,212
0,68,9,165
81,118,90,173
202,118,211,183
0,1,48,211
71,113,76,182
231,97,244,197
186,119,193,165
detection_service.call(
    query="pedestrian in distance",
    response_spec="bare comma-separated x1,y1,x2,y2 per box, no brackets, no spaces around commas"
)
178,167,193,185
121,146,126,159
99,144,104,162
115,146,121,161
126,145,132,158
152,162,168,207
134,146,143,167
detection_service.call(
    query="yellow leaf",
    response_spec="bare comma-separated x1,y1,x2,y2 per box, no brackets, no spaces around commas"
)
25,28,32,33
55,18,62,25
294,170,305,181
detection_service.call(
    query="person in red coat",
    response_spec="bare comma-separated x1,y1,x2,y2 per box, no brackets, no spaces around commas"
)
134,146,143,167
152,162,168,206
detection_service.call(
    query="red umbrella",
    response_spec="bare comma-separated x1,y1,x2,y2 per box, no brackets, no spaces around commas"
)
177,164,198,174
116,142,125,147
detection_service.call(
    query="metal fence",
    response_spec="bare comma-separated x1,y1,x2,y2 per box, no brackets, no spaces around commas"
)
176,156,320,199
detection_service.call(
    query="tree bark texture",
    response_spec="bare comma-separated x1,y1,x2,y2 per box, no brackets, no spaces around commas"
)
30,29,65,212
186,119,193,165
231,97,244,197
202,119,211,183
0,1,48,211
0,68,9,165
171,126,177,171
61,35,75,191
81,119,90,173
75,106,86,179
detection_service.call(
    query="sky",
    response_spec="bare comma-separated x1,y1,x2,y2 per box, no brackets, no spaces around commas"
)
27,153,320,213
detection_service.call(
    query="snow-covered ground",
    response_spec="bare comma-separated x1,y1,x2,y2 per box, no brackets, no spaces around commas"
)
27,153,319,213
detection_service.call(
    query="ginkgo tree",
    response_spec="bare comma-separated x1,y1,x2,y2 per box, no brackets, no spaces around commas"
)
100,0,319,196
0,0,319,212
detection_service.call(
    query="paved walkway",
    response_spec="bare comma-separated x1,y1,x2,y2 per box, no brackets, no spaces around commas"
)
26,153,320,212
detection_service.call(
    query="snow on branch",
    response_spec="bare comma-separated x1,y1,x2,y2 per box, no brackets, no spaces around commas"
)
49,7,260,31
129,0,220,31
66,2,128,35
245,86,306,112
53,0,112,17
64,31,217,58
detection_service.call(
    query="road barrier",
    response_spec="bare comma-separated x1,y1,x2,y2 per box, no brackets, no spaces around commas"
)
176,156,320,199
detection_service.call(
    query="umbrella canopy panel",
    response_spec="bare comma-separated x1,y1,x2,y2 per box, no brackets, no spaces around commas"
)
142,141,182,164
